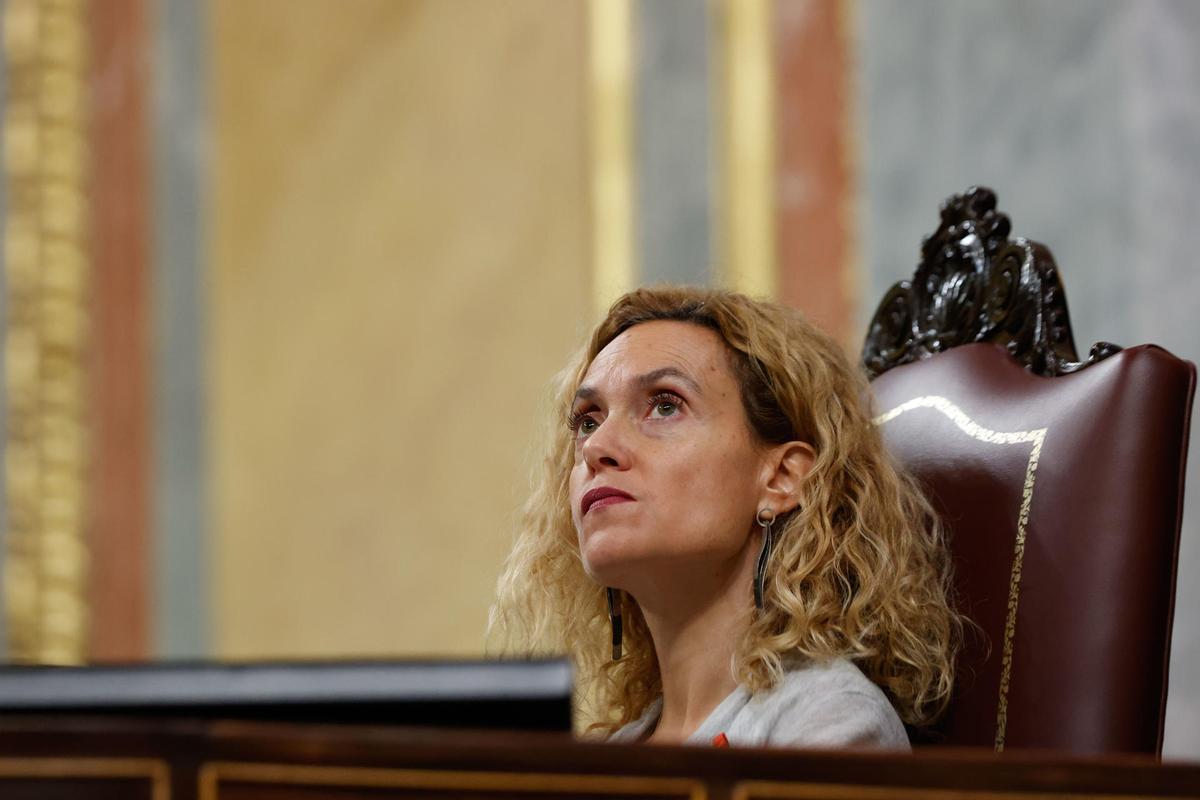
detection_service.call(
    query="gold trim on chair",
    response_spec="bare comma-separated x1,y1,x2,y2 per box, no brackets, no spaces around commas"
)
199,761,706,800
875,395,1047,752
3,0,91,663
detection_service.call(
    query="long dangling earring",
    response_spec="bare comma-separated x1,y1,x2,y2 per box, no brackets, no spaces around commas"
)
606,587,623,660
753,508,775,610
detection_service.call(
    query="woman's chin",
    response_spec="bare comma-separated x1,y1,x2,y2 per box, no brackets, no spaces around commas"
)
579,535,648,586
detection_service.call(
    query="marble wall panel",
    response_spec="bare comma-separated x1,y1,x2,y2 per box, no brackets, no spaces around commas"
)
152,0,209,659
635,0,714,287
210,0,590,658
0,5,8,657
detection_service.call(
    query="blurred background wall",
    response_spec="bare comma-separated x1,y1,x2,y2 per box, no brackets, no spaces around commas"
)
1,0,1197,756
208,0,590,659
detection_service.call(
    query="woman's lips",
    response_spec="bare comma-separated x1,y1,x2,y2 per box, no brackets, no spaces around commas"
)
588,495,633,514
581,487,635,516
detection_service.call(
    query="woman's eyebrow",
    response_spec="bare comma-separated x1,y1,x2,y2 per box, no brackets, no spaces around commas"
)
634,366,702,395
573,366,703,405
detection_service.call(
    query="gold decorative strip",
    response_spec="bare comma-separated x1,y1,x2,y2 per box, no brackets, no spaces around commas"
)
875,395,1047,753
716,0,776,298
589,0,636,319
733,779,1171,800
3,0,91,663
0,758,170,800
199,761,706,800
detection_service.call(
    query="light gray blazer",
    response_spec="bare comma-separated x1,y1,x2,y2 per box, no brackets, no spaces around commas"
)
608,658,910,750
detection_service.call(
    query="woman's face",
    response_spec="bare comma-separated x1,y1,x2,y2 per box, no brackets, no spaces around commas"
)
568,320,772,590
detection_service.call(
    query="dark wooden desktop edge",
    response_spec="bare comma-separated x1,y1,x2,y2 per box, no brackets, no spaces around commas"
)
0,716,1197,799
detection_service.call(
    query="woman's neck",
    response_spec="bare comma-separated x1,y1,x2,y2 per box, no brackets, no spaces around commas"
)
633,534,760,744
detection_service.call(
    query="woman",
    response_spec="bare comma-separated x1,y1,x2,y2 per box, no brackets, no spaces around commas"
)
491,287,961,748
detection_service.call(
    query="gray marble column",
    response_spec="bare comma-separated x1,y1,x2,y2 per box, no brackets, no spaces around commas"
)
151,0,209,659
635,0,714,286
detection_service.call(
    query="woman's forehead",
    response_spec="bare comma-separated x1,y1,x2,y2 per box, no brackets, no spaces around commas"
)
582,320,733,390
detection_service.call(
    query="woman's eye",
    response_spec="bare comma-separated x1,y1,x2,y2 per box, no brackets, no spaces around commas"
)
567,410,600,436
649,393,682,418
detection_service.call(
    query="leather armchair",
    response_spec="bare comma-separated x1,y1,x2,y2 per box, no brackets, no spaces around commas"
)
862,187,1196,755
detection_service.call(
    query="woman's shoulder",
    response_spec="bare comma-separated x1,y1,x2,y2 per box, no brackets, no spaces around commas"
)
772,657,887,699
737,658,910,750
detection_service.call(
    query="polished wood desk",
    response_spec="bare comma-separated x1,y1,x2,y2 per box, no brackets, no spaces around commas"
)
0,717,1197,800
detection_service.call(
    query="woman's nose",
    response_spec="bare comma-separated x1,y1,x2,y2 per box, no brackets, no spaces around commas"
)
581,415,632,471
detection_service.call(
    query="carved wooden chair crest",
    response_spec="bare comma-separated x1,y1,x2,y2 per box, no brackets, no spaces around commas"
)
863,187,1195,754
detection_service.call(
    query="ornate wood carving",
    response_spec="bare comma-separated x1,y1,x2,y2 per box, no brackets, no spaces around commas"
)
862,186,1121,379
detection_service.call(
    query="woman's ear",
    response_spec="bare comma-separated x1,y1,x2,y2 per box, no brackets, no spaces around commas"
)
760,441,815,514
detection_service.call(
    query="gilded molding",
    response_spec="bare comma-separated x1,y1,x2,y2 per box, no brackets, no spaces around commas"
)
734,780,1153,800
589,0,636,319
3,0,90,663
717,0,776,298
200,762,705,800
875,395,1046,752
0,758,169,800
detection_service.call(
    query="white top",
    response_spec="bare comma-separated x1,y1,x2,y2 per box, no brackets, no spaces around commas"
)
608,658,910,750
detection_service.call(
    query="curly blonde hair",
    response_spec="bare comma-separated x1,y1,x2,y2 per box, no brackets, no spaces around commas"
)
490,286,962,734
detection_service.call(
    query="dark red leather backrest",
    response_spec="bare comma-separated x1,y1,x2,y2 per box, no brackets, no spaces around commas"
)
871,342,1195,754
